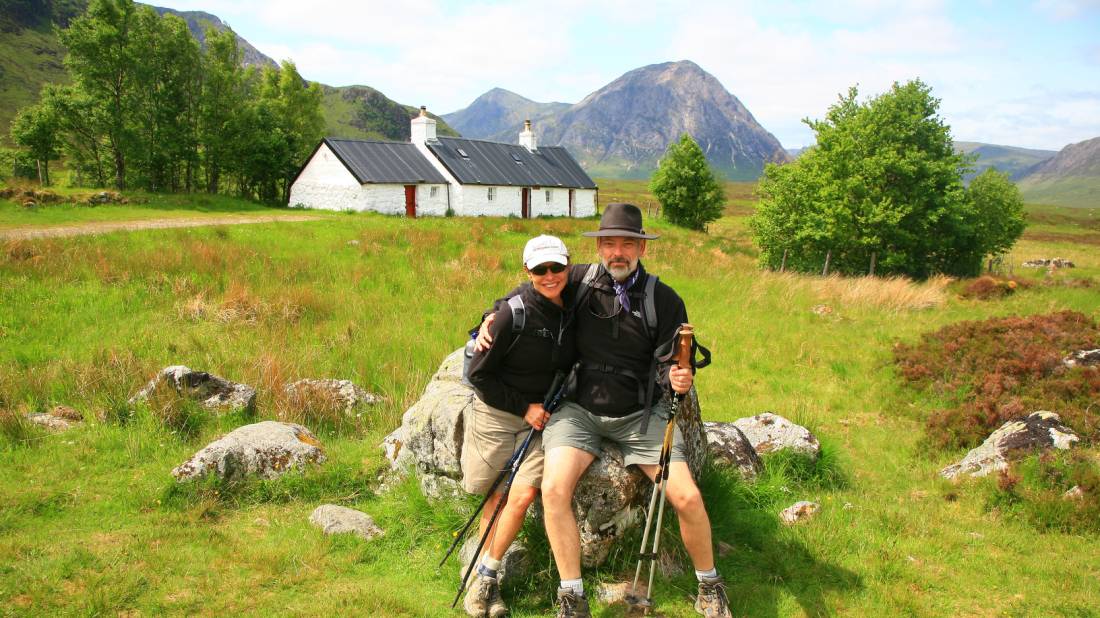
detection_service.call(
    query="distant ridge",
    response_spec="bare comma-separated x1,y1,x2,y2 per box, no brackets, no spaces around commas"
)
954,141,1056,182
444,61,789,180
1016,136,1100,208
442,88,569,143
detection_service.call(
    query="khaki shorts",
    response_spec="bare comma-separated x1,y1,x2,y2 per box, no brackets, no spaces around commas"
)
542,400,687,468
461,397,544,494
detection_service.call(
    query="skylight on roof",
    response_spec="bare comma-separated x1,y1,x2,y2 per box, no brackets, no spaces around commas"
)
457,148,469,158
510,152,523,163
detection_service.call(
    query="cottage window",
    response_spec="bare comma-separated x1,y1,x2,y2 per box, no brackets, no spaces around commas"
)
487,187,496,201
545,190,552,204
430,186,438,198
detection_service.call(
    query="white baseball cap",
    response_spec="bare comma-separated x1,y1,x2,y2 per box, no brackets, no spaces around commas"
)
523,235,569,269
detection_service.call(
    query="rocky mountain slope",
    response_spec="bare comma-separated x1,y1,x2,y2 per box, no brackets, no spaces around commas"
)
442,88,568,142
445,61,790,180
1016,136,1100,208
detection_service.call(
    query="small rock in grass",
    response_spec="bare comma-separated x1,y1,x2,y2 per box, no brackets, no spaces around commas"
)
130,365,256,414
25,413,76,431
703,421,763,480
171,421,325,482
733,412,820,460
780,501,820,525
284,378,382,415
1063,486,1085,501
940,411,1080,480
309,504,384,540
1063,349,1100,369
595,581,640,605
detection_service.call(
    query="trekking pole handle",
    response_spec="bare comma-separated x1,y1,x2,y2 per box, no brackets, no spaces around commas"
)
677,323,694,370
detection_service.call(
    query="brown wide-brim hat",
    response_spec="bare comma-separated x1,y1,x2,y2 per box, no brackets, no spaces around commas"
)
581,203,660,239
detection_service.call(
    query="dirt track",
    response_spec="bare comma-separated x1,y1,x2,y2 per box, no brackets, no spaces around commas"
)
0,214,324,240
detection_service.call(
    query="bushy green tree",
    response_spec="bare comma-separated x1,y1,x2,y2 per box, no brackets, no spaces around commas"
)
649,134,726,231
10,100,61,185
968,168,1026,259
750,80,1017,278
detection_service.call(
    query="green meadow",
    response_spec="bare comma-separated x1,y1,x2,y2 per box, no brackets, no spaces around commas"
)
1,183,1098,616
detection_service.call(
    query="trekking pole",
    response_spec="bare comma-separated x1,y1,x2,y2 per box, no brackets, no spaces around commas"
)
627,324,694,612
445,366,576,608
439,369,569,568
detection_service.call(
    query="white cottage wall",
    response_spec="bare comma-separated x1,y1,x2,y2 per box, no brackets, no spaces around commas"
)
574,189,597,217
289,143,361,210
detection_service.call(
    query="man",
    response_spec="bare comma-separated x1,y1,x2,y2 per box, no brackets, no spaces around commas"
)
479,204,731,618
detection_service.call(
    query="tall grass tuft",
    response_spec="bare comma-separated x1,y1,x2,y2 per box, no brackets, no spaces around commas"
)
813,274,950,312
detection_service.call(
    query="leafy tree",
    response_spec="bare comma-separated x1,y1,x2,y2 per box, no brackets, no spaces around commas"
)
60,0,141,190
10,100,61,186
649,134,726,231
198,26,246,194
968,168,1026,259
751,80,1012,278
41,84,109,187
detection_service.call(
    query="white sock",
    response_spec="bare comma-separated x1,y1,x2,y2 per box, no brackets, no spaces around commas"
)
695,568,718,581
477,556,501,578
560,578,584,596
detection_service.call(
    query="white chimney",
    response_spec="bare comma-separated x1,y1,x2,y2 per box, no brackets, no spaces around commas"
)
519,119,537,151
411,106,437,144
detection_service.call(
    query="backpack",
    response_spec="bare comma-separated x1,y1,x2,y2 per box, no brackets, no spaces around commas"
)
573,263,710,431
461,295,526,387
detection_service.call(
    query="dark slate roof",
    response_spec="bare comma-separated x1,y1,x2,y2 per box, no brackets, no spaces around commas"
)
322,138,448,184
427,137,597,189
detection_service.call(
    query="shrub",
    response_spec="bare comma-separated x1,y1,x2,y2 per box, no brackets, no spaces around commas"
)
894,311,1100,449
984,450,1100,534
959,275,1030,300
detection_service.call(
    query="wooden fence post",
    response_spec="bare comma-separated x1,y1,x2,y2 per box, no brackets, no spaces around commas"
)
780,248,788,272
822,250,832,277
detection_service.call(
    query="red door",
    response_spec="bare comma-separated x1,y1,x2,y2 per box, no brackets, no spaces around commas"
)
521,188,530,218
404,185,416,218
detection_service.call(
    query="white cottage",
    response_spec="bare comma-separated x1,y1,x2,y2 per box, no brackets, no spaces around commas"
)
289,108,598,218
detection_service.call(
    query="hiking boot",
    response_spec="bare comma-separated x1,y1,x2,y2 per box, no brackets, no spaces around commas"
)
555,587,591,618
695,575,732,618
463,572,507,617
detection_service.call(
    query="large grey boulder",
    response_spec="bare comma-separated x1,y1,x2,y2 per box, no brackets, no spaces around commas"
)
130,365,256,414
310,504,384,540
703,421,764,480
940,411,1080,480
284,379,382,416
384,347,707,567
733,412,820,460
172,421,325,481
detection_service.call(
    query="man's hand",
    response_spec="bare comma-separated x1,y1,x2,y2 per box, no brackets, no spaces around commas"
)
669,365,693,394
524,403,550,430
474,313,496,352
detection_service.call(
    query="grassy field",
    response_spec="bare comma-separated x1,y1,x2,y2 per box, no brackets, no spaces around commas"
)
1,180,1098,616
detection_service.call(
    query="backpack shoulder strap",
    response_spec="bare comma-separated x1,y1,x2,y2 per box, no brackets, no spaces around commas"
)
507,295,525,334
642,274,658,334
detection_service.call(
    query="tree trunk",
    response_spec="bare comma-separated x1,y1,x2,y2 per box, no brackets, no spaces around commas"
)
822,250,832,277
869,252,877,277
780,248,788,272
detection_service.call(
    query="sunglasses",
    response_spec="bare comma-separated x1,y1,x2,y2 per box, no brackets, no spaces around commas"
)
530,263,567,276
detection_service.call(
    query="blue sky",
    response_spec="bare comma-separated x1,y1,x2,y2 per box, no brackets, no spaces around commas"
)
154,0,1100,151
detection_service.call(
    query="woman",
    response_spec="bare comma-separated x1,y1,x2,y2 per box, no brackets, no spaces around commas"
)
461,234,577,618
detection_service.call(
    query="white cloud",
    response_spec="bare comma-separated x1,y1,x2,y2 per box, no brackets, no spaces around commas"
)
1033,0,1100,20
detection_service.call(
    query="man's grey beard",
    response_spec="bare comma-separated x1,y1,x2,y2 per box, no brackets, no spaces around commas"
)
601,256,638,282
